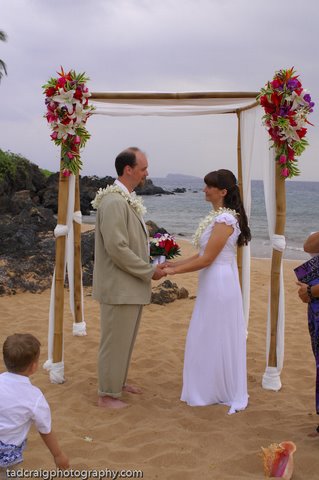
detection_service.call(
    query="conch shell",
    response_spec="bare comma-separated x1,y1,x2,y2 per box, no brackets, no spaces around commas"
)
261,441,296,479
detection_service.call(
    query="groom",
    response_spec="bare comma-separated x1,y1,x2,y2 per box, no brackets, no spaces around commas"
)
93,147,166,409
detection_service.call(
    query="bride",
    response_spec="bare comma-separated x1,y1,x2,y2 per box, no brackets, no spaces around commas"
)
163,169,251,414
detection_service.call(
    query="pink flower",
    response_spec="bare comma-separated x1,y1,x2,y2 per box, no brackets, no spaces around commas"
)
46,112,58,123
57,77,67,88
279,155,287,164
66,151,74,159
281,168,289,178
50,131,58,140
62,169,71,177
74,135,81,144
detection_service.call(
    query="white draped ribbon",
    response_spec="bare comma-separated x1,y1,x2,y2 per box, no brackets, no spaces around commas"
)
239,108,257,331
45,175,86,383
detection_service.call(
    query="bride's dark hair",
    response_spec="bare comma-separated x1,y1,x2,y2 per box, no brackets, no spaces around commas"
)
204,169,251,247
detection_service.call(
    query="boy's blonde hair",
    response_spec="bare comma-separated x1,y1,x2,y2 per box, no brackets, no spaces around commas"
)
3,333,41,373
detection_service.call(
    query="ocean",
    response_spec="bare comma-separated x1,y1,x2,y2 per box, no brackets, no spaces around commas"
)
140,177,319,261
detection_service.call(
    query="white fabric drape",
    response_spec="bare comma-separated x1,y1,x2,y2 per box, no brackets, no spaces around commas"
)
91,96,258,117
239,108,259,330
261,133,285,391
44,174,86,384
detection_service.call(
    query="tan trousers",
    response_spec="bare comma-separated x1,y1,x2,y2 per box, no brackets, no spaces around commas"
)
98,304,143,398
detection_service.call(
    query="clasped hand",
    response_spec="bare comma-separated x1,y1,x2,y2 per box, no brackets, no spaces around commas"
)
152,261,176,280
161,260,176,276
152,264,167,280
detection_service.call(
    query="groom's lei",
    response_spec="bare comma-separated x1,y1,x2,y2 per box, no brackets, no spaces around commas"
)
91,184,147,216
193,207,237,248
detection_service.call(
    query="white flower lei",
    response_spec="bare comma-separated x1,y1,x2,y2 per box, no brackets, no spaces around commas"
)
193,207,237,248
91,185,147,216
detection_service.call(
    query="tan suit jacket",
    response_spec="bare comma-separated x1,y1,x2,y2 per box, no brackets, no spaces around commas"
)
92,191,154,305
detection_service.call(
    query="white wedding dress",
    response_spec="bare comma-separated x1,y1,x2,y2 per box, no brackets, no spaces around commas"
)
181,212,248,414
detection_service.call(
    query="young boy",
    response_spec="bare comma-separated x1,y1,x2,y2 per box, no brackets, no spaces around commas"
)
0,333,69,474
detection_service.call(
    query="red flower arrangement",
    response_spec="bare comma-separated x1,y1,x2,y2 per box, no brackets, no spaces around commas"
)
257,68,314,178
42,68,95,176
150,232,181,260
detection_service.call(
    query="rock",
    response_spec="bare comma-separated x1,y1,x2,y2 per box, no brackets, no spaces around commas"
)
151,279,189,305
145,220,160,237
0,229,95,295
10,190,33,214
177,287,189,299
172,187,186,193
134,179,172,196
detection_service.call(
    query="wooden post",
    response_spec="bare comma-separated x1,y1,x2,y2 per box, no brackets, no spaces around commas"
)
73,173,83,323
236,111,243,289
53,164,69,363
268,163,286,366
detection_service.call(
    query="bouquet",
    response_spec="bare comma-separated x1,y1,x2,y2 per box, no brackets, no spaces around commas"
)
150,232,181,260
42,67,95,176
257,67,314,178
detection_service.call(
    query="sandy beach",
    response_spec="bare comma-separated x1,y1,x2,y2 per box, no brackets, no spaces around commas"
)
0,237,318,479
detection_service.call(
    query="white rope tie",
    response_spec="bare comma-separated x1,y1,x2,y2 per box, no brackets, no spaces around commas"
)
272,234,286,252
54,224,69,238
262,366,282,391
73,321,87,336
43,360,65,384
73,211,82,224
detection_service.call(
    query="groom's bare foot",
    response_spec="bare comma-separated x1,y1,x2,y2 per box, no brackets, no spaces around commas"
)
97,395,128,409
122,384,142,394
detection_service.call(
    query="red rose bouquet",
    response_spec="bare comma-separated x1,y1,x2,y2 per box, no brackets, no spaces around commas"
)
150,232,181,260
257,67,314,178
42,67,95,176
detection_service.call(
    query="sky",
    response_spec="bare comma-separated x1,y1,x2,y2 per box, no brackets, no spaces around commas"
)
0,0,318,181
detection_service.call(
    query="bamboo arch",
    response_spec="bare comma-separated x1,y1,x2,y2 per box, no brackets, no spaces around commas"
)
90,90,284,389
50,90,285,390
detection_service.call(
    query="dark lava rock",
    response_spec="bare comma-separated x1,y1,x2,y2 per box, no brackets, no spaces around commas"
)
151,279,189,305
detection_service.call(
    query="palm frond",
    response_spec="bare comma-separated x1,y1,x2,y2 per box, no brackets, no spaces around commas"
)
0,60,7,79
0,31,8,42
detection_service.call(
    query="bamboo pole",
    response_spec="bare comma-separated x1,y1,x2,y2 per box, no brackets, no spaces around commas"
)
91,91,259,101
268,163,286,367
73,173,83,323
236,111,243,289
53,163,69,363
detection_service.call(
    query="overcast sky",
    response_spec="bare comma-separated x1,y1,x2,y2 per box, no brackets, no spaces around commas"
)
0,0,318,181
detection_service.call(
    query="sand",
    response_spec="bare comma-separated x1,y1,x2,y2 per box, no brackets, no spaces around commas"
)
0,238,318,479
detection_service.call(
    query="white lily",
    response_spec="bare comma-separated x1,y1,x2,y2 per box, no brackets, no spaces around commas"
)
279,124,301,142
290,91,308,112
292,112,307,130
52,88,77,114
56,123,76,140
71,103,88,126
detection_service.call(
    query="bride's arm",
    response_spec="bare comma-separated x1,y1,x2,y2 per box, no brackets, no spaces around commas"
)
165,254,199,267
164,223,233,275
